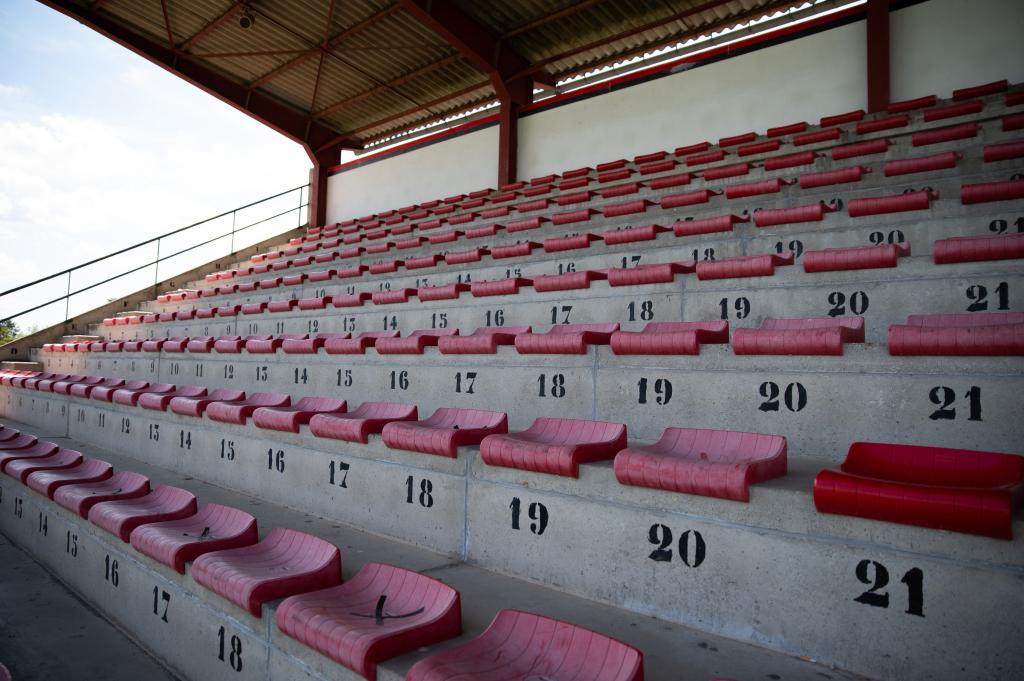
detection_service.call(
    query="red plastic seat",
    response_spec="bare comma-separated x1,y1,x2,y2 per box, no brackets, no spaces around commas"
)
798,166,868,189
282,332,350,353
382,408,508,458
325,331,399,354
53,471,150,518
138,385,207,411
0,433,38,451
803,243,910,272
169,388,245,417
438,326,531,354
533,270,607,292
69,377,124,399
215,335,269,353
733,317,865,355
130,503,258,573
696,252,793,280
933,233,1024,264
5,448,83,483
309,402,418,444
725,178,790,198
615,427,787,501
252,397,348,433
113,382,176,407
600,224,668,245
89,485,198,542
247,334,306,353
848,190,937,217
606,261,695,286
984,140,1024,163
610,321,729,355
481,418,627,478
922,100,983,122
814,441,1024,539
406,609,643,681
0,441,60,472
514,323,619,354
276,562,462,681
191,527,341,617
961,179,1024,205
832,138,890,160
207,392,291,425
53,375,103,395
912,122,977,146
375,329,458,354
26,458,113,498
753,201,837,227
888,312,1024,356
185,336,218,353
92,379,149,402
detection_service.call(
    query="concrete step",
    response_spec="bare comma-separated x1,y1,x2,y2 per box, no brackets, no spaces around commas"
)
0,415,871,681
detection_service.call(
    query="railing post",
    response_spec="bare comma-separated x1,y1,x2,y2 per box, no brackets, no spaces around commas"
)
64,271,72,322
229,210,237,255
154,237,162,286
297,185,304,227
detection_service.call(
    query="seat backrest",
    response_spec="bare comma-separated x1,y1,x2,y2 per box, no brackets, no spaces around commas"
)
906,312,1024,327
844,442,1024,488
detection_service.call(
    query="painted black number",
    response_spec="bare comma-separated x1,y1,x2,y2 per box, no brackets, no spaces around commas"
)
179,430,192,450
152,587,170,622
928,385,982,421
537,373,566,398
431,312,448,329
550,305,573,324
759,381,807,412
294,367,308,384
37,512,47,535
328,460,349,488
65,530,78,557
627,300,654,321
510,497,548,535
637,377,673,405
266,449,285,473
104,555,119,587
220,439,235,461
775,239,804,258
965,282,1009,312
647,524,706,567
148,423,159,441
389,370,409,390
217,627,243,672
869,229,906,244
405,476,434,508
988,217,1024,234
827,291,869,316
485,309,504,326
455,372,476,394
719,297,750,320
255,366,269,382
854,560,924,617
337,369,352,387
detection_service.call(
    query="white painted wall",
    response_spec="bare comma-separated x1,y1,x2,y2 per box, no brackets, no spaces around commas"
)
890,0,1024,102
326,0,1021,224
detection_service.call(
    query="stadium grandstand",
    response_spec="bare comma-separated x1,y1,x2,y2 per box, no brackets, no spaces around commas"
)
1,0,1023,679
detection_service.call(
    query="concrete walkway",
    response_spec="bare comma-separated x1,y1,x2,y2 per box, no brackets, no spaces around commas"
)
0,532,177,681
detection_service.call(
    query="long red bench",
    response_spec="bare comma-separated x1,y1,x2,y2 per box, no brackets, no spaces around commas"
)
382,408,507,458
888,312,1024,356
733,317,865,355
53,471,150,518
252,397,348,433
814,441,1024,539
130,503,259,573
206,393,291,425
480,418,627,478
309,402,418,444
514,323,619,354
4,448,82,483
615,428,787,501
933,233,1024,264
170,388,246,417
0,441,60,471
89,485,198,542
27,458,114,497
803,243,910,272
610,321,729,355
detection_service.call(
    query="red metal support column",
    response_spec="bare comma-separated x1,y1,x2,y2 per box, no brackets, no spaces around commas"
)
498,99,520,187
866,0,890,113
308,143,342,229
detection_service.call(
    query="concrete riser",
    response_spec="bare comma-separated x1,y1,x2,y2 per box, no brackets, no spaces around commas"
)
3,392,1022,681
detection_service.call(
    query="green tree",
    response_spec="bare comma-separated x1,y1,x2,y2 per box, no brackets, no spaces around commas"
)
0,320,18,345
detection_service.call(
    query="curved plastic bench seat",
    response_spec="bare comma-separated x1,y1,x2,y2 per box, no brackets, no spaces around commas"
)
325,331,399,354
883,151,959,177
0,441,60,472
5,448,83,483
984,140,1024,163
276,562,462,681
130,503,258,573
615,427,787,501
0,427,21,441
470,277,532,298
170,388,246,417
832,138,890,160
26,458,113,498
382,408,508,458
753,201,838,227
309,402,418,444
0,433,37,451
480,418,627,478
113,383,176,407
407,609,643,681
282,333,350,354
89,485,198,542
610,321,729,355
848,190,936,217
514,323,619,354
376,329,458,354
803,243,910,272
733,317,865,355
54,375,102,395
533,270,607,292
53,471,150,518
252,398,348,433
69,377,124,398
215,335,269,354
92,379,149,402
696,252,793,280
437,326,531,354
912,122,977,146
600,224,668,245
814,441,1024,539
961,179,1024,205
798,166,867,189
888,312,1024,356
138,385,207,411
39,374,85,392
191,527,342,617
933,233,1024,264
726,177,790,198
185,336,219,353
207,393,291,425
606,262,695,286
247,335,306,353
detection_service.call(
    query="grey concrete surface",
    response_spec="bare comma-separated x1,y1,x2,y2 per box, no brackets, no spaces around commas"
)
0,532,178,681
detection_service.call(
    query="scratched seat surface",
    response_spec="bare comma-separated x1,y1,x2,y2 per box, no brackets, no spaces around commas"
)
53,471,150,518
191,527,341,617
308,402,418,443
615,428,788,502
276,562,462,681
252,397,348,432
480,418,628,478
129,503,258,574
406,609,644,681
381,408,508,458
0,440,60,472
888,312,1024,355
814,441,1024,539
26,458,114,498
88,485,198,542
4,448,83,484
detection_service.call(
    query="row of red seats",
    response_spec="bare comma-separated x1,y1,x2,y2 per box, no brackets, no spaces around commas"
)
0,423,642,680
3,373,1020,540
222,161,1022,285
322,81,1018,234
67,311,1024,357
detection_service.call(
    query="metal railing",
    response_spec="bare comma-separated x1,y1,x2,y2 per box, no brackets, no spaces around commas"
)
0,184,309,327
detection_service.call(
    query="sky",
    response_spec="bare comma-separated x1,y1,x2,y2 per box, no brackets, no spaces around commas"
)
0,0,312,331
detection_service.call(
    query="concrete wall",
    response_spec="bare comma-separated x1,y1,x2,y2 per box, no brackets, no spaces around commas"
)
325,0,1020,223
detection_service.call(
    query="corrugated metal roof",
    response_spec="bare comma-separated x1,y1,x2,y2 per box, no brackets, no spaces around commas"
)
68,0,822,149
